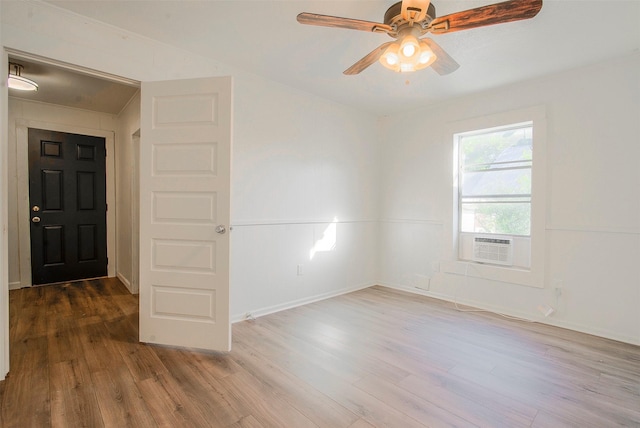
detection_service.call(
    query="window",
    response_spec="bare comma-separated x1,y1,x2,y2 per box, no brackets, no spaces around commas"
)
458,123,532,236
444,106,546,288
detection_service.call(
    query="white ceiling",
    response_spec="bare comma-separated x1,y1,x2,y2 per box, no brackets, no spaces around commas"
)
8,55,139,115
18,1,640,115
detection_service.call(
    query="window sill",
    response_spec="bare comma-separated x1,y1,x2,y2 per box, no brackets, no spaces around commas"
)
439,260,543,289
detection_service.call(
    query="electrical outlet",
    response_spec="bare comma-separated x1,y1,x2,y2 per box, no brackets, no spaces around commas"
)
555,287,563,298
297,264,303,276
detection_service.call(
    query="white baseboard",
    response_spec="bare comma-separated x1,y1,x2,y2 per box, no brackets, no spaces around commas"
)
8,281,21,291
116,273,133,293
378,281,640,346
231,282,375,323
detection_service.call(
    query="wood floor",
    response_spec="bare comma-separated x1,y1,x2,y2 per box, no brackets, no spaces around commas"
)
1,278,638,427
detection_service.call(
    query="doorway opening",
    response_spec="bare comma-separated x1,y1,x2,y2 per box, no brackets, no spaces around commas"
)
6,50,141,291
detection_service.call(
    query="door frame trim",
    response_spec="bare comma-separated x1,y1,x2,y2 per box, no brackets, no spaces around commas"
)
130,129,141,294
6,48,140,88
15,119,116,287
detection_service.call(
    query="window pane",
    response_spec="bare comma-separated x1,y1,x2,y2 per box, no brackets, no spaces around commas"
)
460,126,532,167
460,202,531,235
462,168,531,197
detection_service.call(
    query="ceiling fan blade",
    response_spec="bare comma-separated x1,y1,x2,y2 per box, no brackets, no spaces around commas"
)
427,0,542,34
297,12,393,34
344,42,394,75
422,39,460,75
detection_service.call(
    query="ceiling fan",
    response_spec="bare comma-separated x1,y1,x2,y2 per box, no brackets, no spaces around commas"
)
297,0,542,75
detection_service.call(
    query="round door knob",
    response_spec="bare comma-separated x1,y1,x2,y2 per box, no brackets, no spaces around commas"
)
32,205,40,212
32,216,41,223
215,225,226,234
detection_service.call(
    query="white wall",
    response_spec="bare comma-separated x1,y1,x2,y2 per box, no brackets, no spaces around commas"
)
379,54,640,345
230,73,380,319
114,92,141,292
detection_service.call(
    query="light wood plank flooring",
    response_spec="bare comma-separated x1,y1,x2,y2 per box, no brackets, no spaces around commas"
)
1,278,639,427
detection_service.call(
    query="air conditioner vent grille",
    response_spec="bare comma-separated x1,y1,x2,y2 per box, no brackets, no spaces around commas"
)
472,236,513,266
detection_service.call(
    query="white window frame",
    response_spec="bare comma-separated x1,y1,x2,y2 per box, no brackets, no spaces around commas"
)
443,106,546,288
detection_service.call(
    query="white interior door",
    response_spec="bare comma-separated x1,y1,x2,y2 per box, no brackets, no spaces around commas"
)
139,77,232,351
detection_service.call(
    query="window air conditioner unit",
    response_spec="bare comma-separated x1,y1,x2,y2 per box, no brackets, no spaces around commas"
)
472,235,513,266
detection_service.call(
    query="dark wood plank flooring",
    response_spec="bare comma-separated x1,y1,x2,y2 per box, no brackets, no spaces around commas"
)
1,278,638,427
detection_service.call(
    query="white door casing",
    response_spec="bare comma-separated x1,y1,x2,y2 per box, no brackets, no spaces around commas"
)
130,130,140,294
139,77,232,351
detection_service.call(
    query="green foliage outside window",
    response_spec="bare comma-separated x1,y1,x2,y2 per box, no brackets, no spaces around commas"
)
463,203,531,236
459,124,533,236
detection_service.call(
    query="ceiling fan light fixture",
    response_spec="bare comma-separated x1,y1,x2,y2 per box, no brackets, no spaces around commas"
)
417,41,437,67
8,62,38,91
400,63,416,72
380,43,401,71
386,54,399,66
380,33,438,73
399,34,420,59
380,38,437,73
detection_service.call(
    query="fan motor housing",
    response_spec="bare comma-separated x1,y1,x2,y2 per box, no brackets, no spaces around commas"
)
384,1,436,32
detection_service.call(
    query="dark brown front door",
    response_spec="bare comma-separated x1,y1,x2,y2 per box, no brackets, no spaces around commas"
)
28,128,108,285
